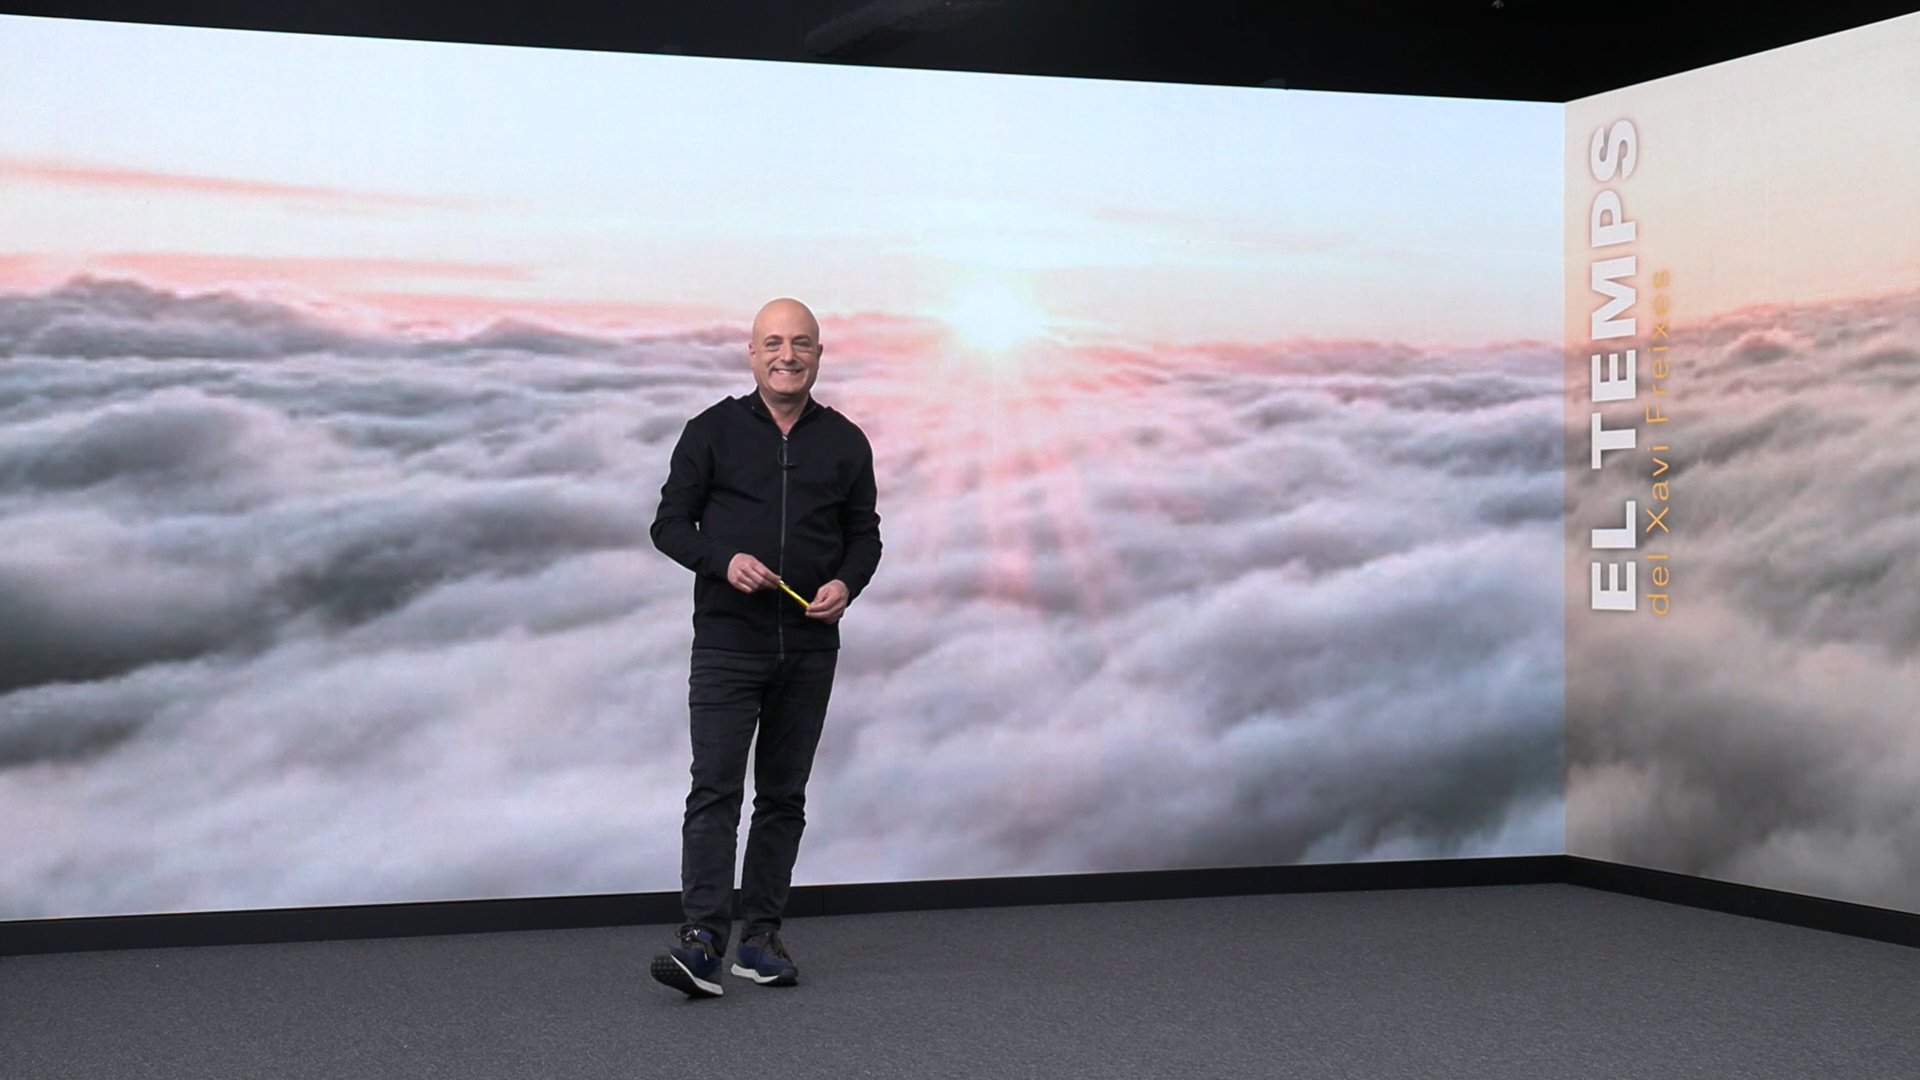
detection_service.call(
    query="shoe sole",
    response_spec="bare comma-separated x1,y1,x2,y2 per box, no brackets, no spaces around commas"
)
651,955,723,998
731,962,799,987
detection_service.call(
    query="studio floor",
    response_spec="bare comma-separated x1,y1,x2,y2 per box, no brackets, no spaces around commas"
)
3,884,1916,1080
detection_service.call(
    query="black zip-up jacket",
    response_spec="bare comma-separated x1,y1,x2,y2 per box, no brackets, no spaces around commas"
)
650,391,882,652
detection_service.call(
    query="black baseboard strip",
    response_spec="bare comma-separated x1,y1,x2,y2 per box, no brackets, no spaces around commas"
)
0,892,685,957
0,855,1558,957
1563,856,1920,950
795,855,1564,918
9,855,1917,957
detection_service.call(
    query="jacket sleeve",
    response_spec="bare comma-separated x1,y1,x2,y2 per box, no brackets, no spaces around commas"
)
650,419,730,580
834,434,883,599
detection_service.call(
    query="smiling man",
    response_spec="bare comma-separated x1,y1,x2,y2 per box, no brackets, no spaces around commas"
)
647,297,883,997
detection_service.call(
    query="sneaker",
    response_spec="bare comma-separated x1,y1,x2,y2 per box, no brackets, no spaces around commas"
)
731,933,800,986
650,927,724,998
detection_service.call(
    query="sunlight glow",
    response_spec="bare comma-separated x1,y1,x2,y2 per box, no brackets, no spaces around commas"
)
943,280,1052,375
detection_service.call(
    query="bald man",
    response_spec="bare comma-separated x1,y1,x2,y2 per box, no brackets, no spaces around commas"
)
647,298,883,997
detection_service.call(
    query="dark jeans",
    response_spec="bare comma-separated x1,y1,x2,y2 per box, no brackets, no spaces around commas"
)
681,646,837,952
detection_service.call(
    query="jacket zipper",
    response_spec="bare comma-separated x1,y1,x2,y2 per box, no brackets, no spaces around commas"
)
778,431,789,661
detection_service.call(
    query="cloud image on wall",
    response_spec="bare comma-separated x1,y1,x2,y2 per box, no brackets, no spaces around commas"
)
0,277,1566,918
1564,12,1920,914
1566,290,1920,912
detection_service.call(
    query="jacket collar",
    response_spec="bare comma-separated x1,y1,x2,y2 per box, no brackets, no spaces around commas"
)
738,390,823,427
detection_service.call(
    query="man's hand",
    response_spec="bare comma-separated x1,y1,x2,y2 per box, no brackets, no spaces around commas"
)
807,579,851,623
727,553,779,594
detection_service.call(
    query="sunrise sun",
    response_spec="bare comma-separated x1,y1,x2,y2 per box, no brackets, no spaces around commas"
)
942,280,1053,374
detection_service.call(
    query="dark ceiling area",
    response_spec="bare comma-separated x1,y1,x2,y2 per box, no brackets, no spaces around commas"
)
2,0,1917,100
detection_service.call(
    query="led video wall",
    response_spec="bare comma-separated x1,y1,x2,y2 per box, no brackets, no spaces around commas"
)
1564,13,1920,914
0,15,1566,919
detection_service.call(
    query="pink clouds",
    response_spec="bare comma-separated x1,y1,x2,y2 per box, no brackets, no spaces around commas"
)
818,311,949,362
0,255,60,290
0,156,476,212
94,253,531,290
349,291,733,337
0,264,733,339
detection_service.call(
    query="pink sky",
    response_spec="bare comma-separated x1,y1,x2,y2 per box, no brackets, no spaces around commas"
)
0,15,1561,350
1563,14,1920,334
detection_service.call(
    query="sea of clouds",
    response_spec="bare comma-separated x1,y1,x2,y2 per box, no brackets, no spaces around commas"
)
0,278,1565,918
1566,290,1920,913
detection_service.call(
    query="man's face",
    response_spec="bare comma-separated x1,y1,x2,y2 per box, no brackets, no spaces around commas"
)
749,301,822,403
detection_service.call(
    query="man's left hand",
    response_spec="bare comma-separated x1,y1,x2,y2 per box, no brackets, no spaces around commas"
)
807,580,851,623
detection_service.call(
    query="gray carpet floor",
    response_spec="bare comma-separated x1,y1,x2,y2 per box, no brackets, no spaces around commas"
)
3,884,1916,1080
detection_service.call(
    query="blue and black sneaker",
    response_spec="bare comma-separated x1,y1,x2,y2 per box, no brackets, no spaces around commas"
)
732,933,800,986
650,927,724,998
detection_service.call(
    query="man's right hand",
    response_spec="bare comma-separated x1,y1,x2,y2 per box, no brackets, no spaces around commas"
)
727,553,780,594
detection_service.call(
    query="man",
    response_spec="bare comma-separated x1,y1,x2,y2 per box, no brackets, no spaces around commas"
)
646,297,882,998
